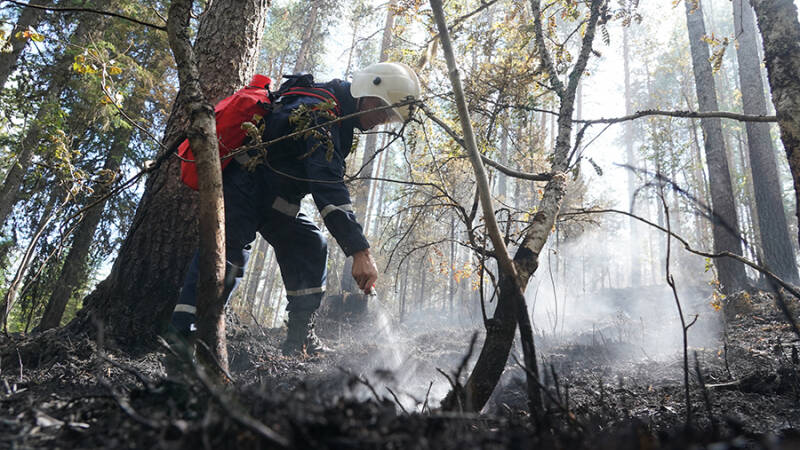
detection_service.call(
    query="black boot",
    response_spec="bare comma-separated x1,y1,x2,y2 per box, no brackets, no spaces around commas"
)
281,310,330,356
163,325,196,378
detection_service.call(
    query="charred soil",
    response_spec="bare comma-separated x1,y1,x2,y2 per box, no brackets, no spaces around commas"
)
1,290,799,449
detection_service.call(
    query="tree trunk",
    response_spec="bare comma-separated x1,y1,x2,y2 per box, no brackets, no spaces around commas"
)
342,0,398,292
37,91,147,331
623,25,642,287
0,11,104,230
2,193,66,331
684,0,748,294
292,0,320,73
438,0,602,414
166,0,229,376
243,238,268,307
0,0,50,89
735,0,799,283
71,0,269,348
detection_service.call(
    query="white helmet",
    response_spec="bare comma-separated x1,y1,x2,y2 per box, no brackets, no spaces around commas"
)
350,62,421,121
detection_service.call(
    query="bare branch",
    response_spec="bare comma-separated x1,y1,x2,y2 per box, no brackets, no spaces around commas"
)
3,0,167,31
529,0,564,94
580,109,777,124
421,106,553,181
561,208,800,301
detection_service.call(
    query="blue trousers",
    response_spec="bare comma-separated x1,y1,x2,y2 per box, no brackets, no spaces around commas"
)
171,162,328,333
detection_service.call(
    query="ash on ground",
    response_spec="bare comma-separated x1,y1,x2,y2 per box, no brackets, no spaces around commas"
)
1,289,798,449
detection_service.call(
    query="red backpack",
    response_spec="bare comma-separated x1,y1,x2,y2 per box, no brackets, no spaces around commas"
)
177,74,273,190
177,74,342,190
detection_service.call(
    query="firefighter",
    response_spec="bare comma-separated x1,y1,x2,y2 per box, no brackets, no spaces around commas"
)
171,62,421,356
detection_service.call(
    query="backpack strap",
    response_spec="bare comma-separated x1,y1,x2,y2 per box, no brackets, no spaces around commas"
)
279,87,342,116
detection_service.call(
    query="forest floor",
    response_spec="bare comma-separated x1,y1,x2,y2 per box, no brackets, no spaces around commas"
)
0,288,799,449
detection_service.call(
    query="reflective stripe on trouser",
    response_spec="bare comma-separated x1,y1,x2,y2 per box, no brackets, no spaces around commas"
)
172,250,248,333
171,162,328,333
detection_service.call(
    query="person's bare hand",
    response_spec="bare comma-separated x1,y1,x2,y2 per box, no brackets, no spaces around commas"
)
351,249,378,294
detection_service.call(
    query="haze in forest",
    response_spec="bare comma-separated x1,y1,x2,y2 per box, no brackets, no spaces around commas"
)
2,0,799,417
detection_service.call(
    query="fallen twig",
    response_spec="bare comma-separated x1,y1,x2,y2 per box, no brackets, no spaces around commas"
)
158,336,289,448
386,387,409,414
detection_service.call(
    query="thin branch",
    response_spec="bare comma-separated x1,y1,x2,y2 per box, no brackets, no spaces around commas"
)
422,0,502,46
579,109,777,124
562,208,800,302
421,106,553,181
2,0,167,31
529,0,564,95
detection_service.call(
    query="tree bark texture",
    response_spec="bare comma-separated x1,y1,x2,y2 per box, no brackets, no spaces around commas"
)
166,0,228,375
684,0,748,293
749,0,800,252
73,0,269,348
0,0,50,89
733,1,800,283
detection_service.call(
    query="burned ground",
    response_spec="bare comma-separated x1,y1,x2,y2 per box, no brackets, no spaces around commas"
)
0,289,799,449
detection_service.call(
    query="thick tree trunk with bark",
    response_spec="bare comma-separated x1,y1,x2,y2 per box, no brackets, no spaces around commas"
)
733,1,798,283
0,0,50,89
166,0,228,375
749,0,800,251
684,0,748,294
72,0,269,348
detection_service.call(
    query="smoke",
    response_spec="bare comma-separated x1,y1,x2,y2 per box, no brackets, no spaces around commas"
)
319,292,470,412
316,213,725,412
526,222,722,360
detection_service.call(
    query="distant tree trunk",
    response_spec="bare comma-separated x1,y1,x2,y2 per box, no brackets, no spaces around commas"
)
684,0,748,293
343,0,398,292
687,116,711,245
623,25,642,287
0,0,50,89
293,0,320,73
448,218,456,311
0,11,104,229
37,92,146,331
418,259,428,310
257,252,277,322
243,238,268,306
736,1,799,282
399,262,409,321
71,0,269,348
2,193,66,331
498,124,508,199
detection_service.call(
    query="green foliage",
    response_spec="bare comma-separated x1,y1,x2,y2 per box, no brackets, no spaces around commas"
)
288,102,337,162
0,0,174,329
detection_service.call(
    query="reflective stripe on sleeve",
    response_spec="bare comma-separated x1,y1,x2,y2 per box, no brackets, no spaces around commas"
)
173,304,197,315
320,203,354,219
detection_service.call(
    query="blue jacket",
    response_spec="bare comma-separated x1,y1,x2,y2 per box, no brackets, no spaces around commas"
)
257,79,369,256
